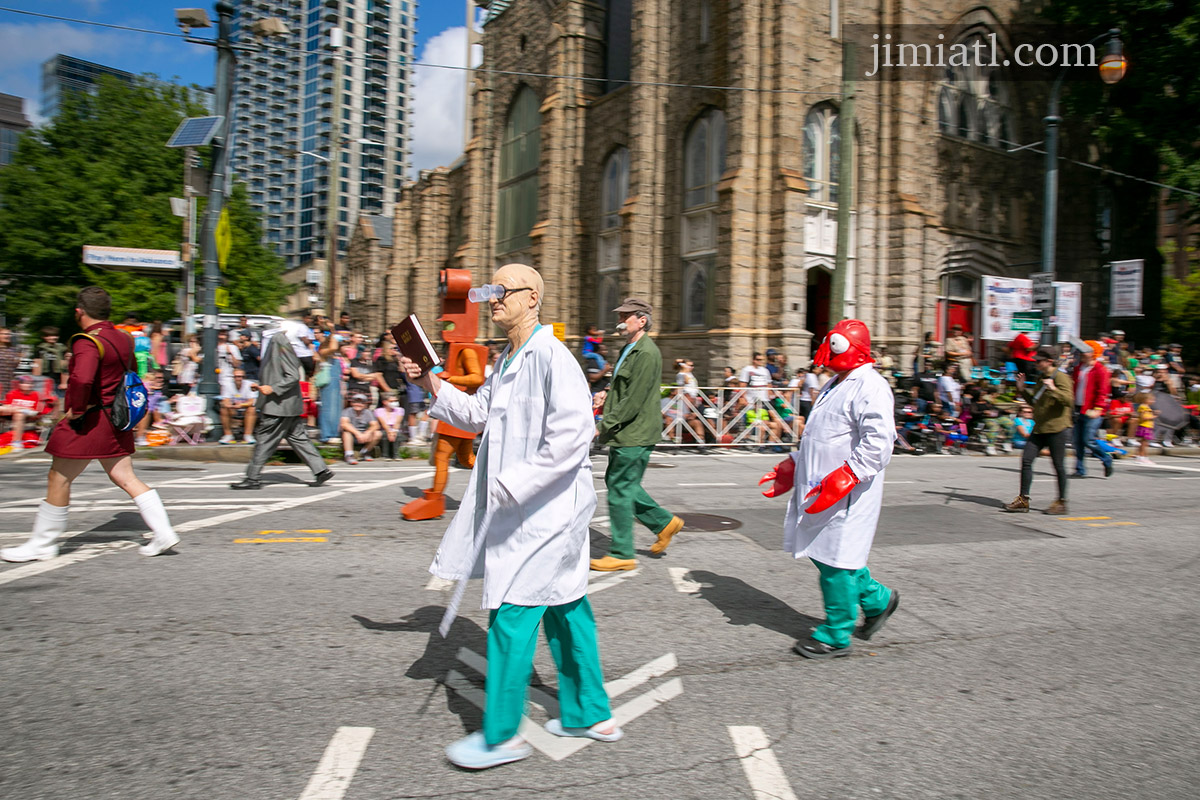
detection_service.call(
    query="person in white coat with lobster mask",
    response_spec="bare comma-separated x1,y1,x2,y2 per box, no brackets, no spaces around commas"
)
400,263,620,770
759,320,901,659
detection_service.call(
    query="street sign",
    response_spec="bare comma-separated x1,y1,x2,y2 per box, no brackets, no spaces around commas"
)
1010,311,1043,333
82,245,182,277
215,207,233,272
214,287,230,308
551,322,566,341
1031,272,1055,312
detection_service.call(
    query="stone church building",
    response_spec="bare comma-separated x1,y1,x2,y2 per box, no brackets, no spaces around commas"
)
346,0,1132,381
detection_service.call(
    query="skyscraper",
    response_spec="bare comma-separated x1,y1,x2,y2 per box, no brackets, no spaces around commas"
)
229,0,415,293
0,94,31,167
41,55,134,119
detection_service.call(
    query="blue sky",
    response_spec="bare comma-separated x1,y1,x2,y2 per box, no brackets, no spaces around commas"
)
0,1,469,148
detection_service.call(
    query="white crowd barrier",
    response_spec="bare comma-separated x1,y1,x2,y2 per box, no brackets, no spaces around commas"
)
651,385,806,449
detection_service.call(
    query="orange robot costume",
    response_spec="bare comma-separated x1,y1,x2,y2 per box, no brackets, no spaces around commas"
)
401,269,488,521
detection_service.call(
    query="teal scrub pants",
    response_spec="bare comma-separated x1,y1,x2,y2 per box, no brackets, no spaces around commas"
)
483,596,612,745
605,445,674,559
810,558,892,649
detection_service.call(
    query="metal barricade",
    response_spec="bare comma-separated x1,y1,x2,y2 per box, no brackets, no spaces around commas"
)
655,385,804,449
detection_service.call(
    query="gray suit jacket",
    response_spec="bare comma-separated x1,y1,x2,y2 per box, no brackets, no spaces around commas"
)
255,333,303,417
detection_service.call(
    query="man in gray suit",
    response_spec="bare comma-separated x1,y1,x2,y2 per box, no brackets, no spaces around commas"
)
231,327,334,490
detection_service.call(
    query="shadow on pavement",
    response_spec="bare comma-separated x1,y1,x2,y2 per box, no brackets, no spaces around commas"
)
352,607,546,734
687,570,820,639
922,489,1005,509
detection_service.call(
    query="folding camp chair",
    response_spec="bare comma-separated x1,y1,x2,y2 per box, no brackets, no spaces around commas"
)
162,394,211,445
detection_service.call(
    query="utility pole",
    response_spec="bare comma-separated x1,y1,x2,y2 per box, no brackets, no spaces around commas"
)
182,147,197,335
197,0,235,401
832,40,856,322
325,25,344,320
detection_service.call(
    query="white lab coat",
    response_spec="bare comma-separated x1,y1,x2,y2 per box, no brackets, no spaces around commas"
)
427,326,598,609
783,363,896,569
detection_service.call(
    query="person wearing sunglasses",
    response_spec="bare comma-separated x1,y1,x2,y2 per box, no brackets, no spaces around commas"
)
400,263,618,770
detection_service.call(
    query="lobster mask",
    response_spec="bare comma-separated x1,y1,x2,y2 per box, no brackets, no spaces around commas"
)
813,319,874,374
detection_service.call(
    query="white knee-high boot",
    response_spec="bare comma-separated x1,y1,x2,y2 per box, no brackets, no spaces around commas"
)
1,501,69,562
134,490,179,556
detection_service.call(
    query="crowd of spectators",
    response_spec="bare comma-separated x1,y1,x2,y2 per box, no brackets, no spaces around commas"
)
3,316,1198,464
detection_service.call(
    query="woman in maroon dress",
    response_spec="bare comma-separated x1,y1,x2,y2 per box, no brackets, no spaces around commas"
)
1,287,180,562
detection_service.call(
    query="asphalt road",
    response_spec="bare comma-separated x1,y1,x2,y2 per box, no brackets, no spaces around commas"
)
0,448,1197,799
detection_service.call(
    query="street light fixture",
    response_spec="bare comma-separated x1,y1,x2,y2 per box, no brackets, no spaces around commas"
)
1039,28,1125,342
1098,35,1128,85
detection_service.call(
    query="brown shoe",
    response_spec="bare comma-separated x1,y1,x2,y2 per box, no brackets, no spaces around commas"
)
590,556,637,572
649,515,684,555
1000,495,1030,513
1045,498,1068,515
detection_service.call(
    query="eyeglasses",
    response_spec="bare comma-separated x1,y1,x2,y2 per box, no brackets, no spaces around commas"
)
468,284,534,303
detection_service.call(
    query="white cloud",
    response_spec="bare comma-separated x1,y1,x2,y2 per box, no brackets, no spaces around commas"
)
408,25,482,178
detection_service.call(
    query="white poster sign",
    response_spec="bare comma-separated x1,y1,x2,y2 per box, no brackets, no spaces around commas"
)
982,275,1034,341
981,275,1082,343
1052,281,1081,343
1109,259,1144,317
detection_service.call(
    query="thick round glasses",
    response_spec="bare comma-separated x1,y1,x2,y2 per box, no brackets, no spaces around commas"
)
468,285,534,303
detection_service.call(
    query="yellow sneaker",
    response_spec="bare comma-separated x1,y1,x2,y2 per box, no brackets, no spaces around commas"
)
590,556,637,571
650,515,684,555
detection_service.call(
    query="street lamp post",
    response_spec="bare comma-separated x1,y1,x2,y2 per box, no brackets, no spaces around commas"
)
1040,28,1125,342
176,4,288,430
194,0,234,401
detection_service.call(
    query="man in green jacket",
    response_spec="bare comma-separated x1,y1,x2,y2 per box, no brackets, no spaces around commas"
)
590,298,684,571
1002,348,1074,515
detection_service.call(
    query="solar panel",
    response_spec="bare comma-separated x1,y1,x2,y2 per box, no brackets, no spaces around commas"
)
166,116,224,148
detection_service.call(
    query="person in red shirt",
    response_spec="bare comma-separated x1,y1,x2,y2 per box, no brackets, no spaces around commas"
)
1008,332,1038,382
1072,340,1113,478
1,287,180,563
2,373,41,447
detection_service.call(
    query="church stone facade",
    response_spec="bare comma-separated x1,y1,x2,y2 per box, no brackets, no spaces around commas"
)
358,0,1122,381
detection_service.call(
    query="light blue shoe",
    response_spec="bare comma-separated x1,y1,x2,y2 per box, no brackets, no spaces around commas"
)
445,732,531,770
544,718,623,742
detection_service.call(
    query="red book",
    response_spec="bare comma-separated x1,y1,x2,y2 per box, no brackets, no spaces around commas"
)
390,314,441,376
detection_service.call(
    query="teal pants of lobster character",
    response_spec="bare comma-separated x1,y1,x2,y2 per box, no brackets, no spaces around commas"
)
810,558,892,649
483,596,613,746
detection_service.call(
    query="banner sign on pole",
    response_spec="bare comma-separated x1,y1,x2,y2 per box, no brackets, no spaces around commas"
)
1109,259,1144,318
83,245,182,276
982,275,1081,343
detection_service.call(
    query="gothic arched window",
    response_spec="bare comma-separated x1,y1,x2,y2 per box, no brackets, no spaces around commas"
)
803,105,840,204
496,86,541,254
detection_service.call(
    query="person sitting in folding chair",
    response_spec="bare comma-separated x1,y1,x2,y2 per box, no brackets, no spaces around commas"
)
162,393,210,445
2,374,44,450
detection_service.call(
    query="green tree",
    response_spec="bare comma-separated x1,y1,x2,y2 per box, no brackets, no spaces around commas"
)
1162,268,1200,358
221,182,289,313
1044,1,1200,199
0,76,285,333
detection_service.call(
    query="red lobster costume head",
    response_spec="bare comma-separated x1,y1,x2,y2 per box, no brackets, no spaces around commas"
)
813,319,874,375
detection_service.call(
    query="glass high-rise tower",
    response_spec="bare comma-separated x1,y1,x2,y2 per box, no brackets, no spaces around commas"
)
230,0,414,273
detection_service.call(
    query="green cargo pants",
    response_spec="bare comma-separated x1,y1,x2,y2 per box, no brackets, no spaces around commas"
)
605,445,674,559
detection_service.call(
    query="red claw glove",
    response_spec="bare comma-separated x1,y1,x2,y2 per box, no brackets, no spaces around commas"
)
803,462,860,514
758,456,796,498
